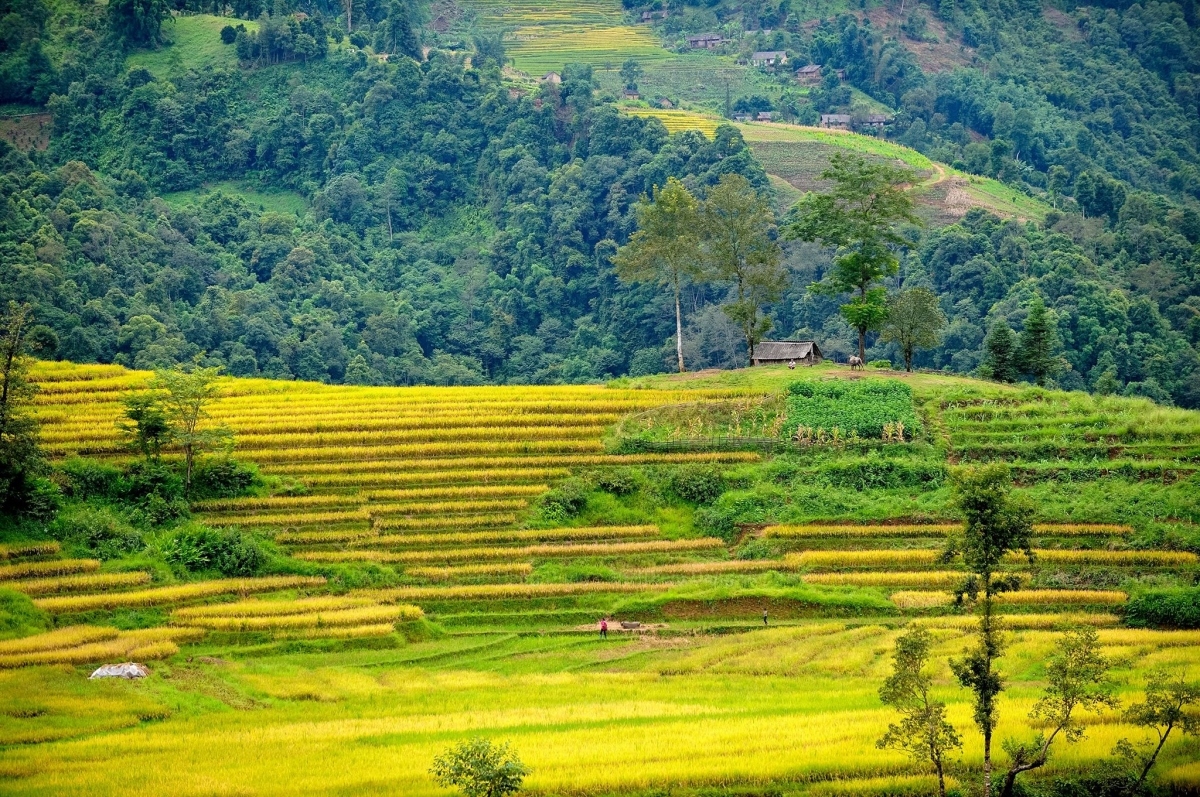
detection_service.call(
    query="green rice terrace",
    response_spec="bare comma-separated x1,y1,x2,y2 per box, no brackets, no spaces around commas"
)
0,361,1197,795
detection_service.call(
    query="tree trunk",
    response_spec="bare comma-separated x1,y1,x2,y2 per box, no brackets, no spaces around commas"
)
858,328,866,361
936,759,947,797
674,281,685,373
982,593,994,797
1136,728,1173,787
905,345,913,372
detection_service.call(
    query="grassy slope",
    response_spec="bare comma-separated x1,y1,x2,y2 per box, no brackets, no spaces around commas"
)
160,180,308,216
2,362,1200,794
126,14,259,77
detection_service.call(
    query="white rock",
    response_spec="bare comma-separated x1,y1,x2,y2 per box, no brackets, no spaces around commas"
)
89,662,149,679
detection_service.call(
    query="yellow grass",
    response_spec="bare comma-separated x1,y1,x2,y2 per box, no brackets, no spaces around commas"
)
804,570,969,587
368,498,533,516
374,513,518,531
176,605,422,631
171,596,378,620
0,558,100,581
366,582,671,602
346,525,661,548
33,576,327,613
0,627,203,668
211,510,372,528
995,589,1128,605
1094,629,1200,647
0,625,118,654
764,523,1134,538
274,528,376,545
629,560,787,576
300,538,725,565
0,541,61,560
789,550,942,568
910,613,1122,630
890,591,955,609
1020,549,1198,565
282,623,400,640
405,563,534,580
4,571,152,596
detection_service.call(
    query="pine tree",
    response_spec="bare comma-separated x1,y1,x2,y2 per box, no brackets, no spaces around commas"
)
982,322,1019,383
1017,296,1059,386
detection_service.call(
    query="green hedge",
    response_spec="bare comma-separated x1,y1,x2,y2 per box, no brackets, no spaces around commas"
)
1124,588,1200,629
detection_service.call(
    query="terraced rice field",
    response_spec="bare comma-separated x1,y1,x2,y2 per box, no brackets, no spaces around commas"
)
622,107,721,137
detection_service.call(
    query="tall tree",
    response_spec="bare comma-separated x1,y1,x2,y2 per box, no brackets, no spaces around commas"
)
620,58,642,90
614,177,704,373
877,627,961,797
107,0,171,45
702,173,787,363
998,627,1118,797
0,302,44,515
948,465,1034,797
784,152,919,360
1116,671,1200,790
981,321,1019,383
117,392,171,460
1017,295,1059,386
383,0,419,58
150,365,232,492
880,287,946,371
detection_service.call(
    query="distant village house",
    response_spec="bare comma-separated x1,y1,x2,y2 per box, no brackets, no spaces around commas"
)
820,114,852,130
541,72,562,85
750,51,788,68
795,64,823,84
686,33,726,49
640,10,668,22
752,341,824,367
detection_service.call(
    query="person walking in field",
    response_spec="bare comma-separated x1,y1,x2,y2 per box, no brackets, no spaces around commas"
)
600,618,608,639
762,609,768,626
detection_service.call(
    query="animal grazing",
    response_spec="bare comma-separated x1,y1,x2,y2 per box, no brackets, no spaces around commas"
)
848,356,864,371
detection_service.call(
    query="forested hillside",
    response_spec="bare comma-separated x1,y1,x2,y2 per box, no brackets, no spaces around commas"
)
1,0,1199,404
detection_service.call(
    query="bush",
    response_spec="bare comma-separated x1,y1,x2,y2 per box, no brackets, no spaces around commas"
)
735,538,776,560
191,459,259,500
160,525,268,577
694,503,740,544
593,468,640,495
59,458,121,500
23,478,61,521
818,457,947,490
1124,588,1200,629
784,379,919,441
220,24,237,44
537,478,590,521
0,588,50,638
868,359,893,369
51,505,144,559
667,465,724,504
119,460,184,504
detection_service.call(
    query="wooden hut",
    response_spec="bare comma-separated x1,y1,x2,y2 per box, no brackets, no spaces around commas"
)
751,341,823,366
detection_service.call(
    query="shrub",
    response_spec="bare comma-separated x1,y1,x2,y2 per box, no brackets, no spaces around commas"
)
190,459,259,500
668,465,724,504
868,359,893,369
818,457,947,490
50,506,144,559
0,588,50,639
23,478,61,522
430,738,528,797
119,460,184,503
1124,588,1200,629
593,468,640,495
784,379,919,441
220,24,237,44
537,478,590,521
735,538,776,560
59,458,121,500
160,525,268,577
694,503,740,544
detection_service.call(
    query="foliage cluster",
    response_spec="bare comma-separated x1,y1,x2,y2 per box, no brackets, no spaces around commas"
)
783,379,920,441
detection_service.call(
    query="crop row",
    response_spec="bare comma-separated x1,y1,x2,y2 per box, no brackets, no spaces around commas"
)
764,523,1134,538
297,538,724,564
5,571,153,596
805,570,975,587
39,412,623,442
405,563,535,580
294,468,571,488
909,613,1121,630
32,576,327,613
175,605,422,631
219,439,606,463
364,581,672,602
192,485,549,512
0,558,100,581
629,560,783,576
268,452,761,476
172,596,376,619
0,627,204,668
0,541,61,560
889,589,1127,608
375,513,519,531
280,525,661,548
788,549,1196,568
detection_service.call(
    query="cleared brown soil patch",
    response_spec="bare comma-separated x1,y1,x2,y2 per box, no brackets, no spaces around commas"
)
0,113,51,152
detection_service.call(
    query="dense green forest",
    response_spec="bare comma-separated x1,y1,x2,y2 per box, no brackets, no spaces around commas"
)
2,0,1199,405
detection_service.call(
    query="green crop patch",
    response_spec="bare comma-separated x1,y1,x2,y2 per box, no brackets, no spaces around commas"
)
783,379,920,442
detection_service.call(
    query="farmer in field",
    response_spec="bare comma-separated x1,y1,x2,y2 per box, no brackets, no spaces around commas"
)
599,618,608,639
762,609,768,626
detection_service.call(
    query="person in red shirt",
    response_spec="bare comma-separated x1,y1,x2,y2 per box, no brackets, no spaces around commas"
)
599,618,608,639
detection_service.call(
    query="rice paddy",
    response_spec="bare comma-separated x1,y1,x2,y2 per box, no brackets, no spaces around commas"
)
6,361,1200,795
